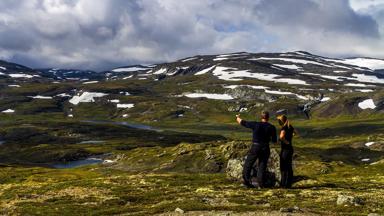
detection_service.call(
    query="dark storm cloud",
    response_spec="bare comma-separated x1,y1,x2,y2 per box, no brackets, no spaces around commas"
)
0,0,383,70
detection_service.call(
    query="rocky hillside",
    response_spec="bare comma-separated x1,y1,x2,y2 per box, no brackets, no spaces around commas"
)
0,60,51,84
0,51,383,119
0,52,383,215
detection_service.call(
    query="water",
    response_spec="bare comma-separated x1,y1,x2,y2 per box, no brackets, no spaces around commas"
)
82,120,162,132
51,120,161,169
78,140,106,144
52,157,103,169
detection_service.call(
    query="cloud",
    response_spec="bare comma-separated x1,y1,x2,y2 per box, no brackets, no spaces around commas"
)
0,0,383,70
256,0,379,37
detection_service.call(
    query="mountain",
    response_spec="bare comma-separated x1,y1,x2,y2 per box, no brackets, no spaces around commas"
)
0,51,383,119
0,60,50,85
37,68,105,81
105,65,154,81
113,51,384,88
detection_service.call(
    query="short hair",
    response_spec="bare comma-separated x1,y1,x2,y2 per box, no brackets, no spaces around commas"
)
261,111,269,120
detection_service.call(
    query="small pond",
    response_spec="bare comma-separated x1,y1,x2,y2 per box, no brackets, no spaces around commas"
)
52,157,103,169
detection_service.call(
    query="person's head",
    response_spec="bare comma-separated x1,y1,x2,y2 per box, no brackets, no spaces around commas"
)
277,115,289,127
261,111,269,122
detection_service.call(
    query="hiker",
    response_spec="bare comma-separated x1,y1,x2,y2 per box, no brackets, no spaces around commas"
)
277,114,298,188
236,111,277,188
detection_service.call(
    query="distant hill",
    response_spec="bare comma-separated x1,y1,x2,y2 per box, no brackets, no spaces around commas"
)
0,51,383,118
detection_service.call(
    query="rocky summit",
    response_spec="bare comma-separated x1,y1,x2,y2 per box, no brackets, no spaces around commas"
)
0,51,383,215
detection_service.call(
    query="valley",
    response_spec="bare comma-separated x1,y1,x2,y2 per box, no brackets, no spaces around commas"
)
0,51,383,215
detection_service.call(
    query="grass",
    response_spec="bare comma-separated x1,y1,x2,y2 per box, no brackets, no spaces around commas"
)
0,79,383,215
0,162,383,215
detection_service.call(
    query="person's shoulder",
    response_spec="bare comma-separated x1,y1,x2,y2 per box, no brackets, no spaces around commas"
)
267,122,276,129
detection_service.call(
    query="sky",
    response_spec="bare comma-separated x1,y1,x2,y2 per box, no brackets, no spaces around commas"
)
0,0,384,71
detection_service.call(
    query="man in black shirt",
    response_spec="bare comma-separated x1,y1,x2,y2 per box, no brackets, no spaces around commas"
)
236,111,277,188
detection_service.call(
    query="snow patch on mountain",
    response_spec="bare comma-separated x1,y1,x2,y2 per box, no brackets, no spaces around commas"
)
253,57,333,68
109,99,120,103
69,92,108,105
273,64,302,70
358,99,376,110
30,96,53,99
117,104,135,109
184,93,234,100
328,58,384,70
0,66,6,70
2,109,15,113
195,65,216,75
211,66,308,85
356,89,374,93
123,75,134,79
83,81,99,84
345,83,374,87
56,93,71,97
181,57,198,62
8,74,36,78
152,68,167,75
119,91,131,96
223,85,269,90
352,73,384,84
213,57,229,61
321,97,331,102
112,66,150,72
217,53,248,58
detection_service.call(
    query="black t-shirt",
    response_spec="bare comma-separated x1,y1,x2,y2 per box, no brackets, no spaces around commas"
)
281,125,294,146
240,120,277,144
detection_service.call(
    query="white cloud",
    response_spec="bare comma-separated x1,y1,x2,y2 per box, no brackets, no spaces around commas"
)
350,0,384,11
0,0,383,70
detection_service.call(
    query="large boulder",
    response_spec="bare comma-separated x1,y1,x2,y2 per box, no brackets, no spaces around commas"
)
226,159,243,180
226,148,281,187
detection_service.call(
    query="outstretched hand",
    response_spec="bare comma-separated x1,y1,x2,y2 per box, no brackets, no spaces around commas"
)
236,114,242,124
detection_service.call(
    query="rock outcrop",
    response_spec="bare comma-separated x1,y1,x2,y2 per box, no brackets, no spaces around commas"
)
226,146,281,187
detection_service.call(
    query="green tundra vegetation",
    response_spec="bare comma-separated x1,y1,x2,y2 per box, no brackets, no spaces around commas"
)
0,77,383,215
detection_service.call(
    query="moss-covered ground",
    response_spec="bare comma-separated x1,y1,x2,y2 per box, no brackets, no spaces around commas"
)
0,79,383,215
0,115,382,215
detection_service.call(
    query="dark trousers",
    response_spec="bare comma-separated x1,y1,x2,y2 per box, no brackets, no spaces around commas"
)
243,143,270,188
280,147,294,188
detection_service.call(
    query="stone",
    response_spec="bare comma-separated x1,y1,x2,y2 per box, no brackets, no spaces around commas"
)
226,148,281,187
175,207,184,214
263,203,271,208
336,194,363,206
367,213,382,216
220,141,249,160
279,207,294,213
226,159,243,180
205,149,215,160
279,206,302,213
